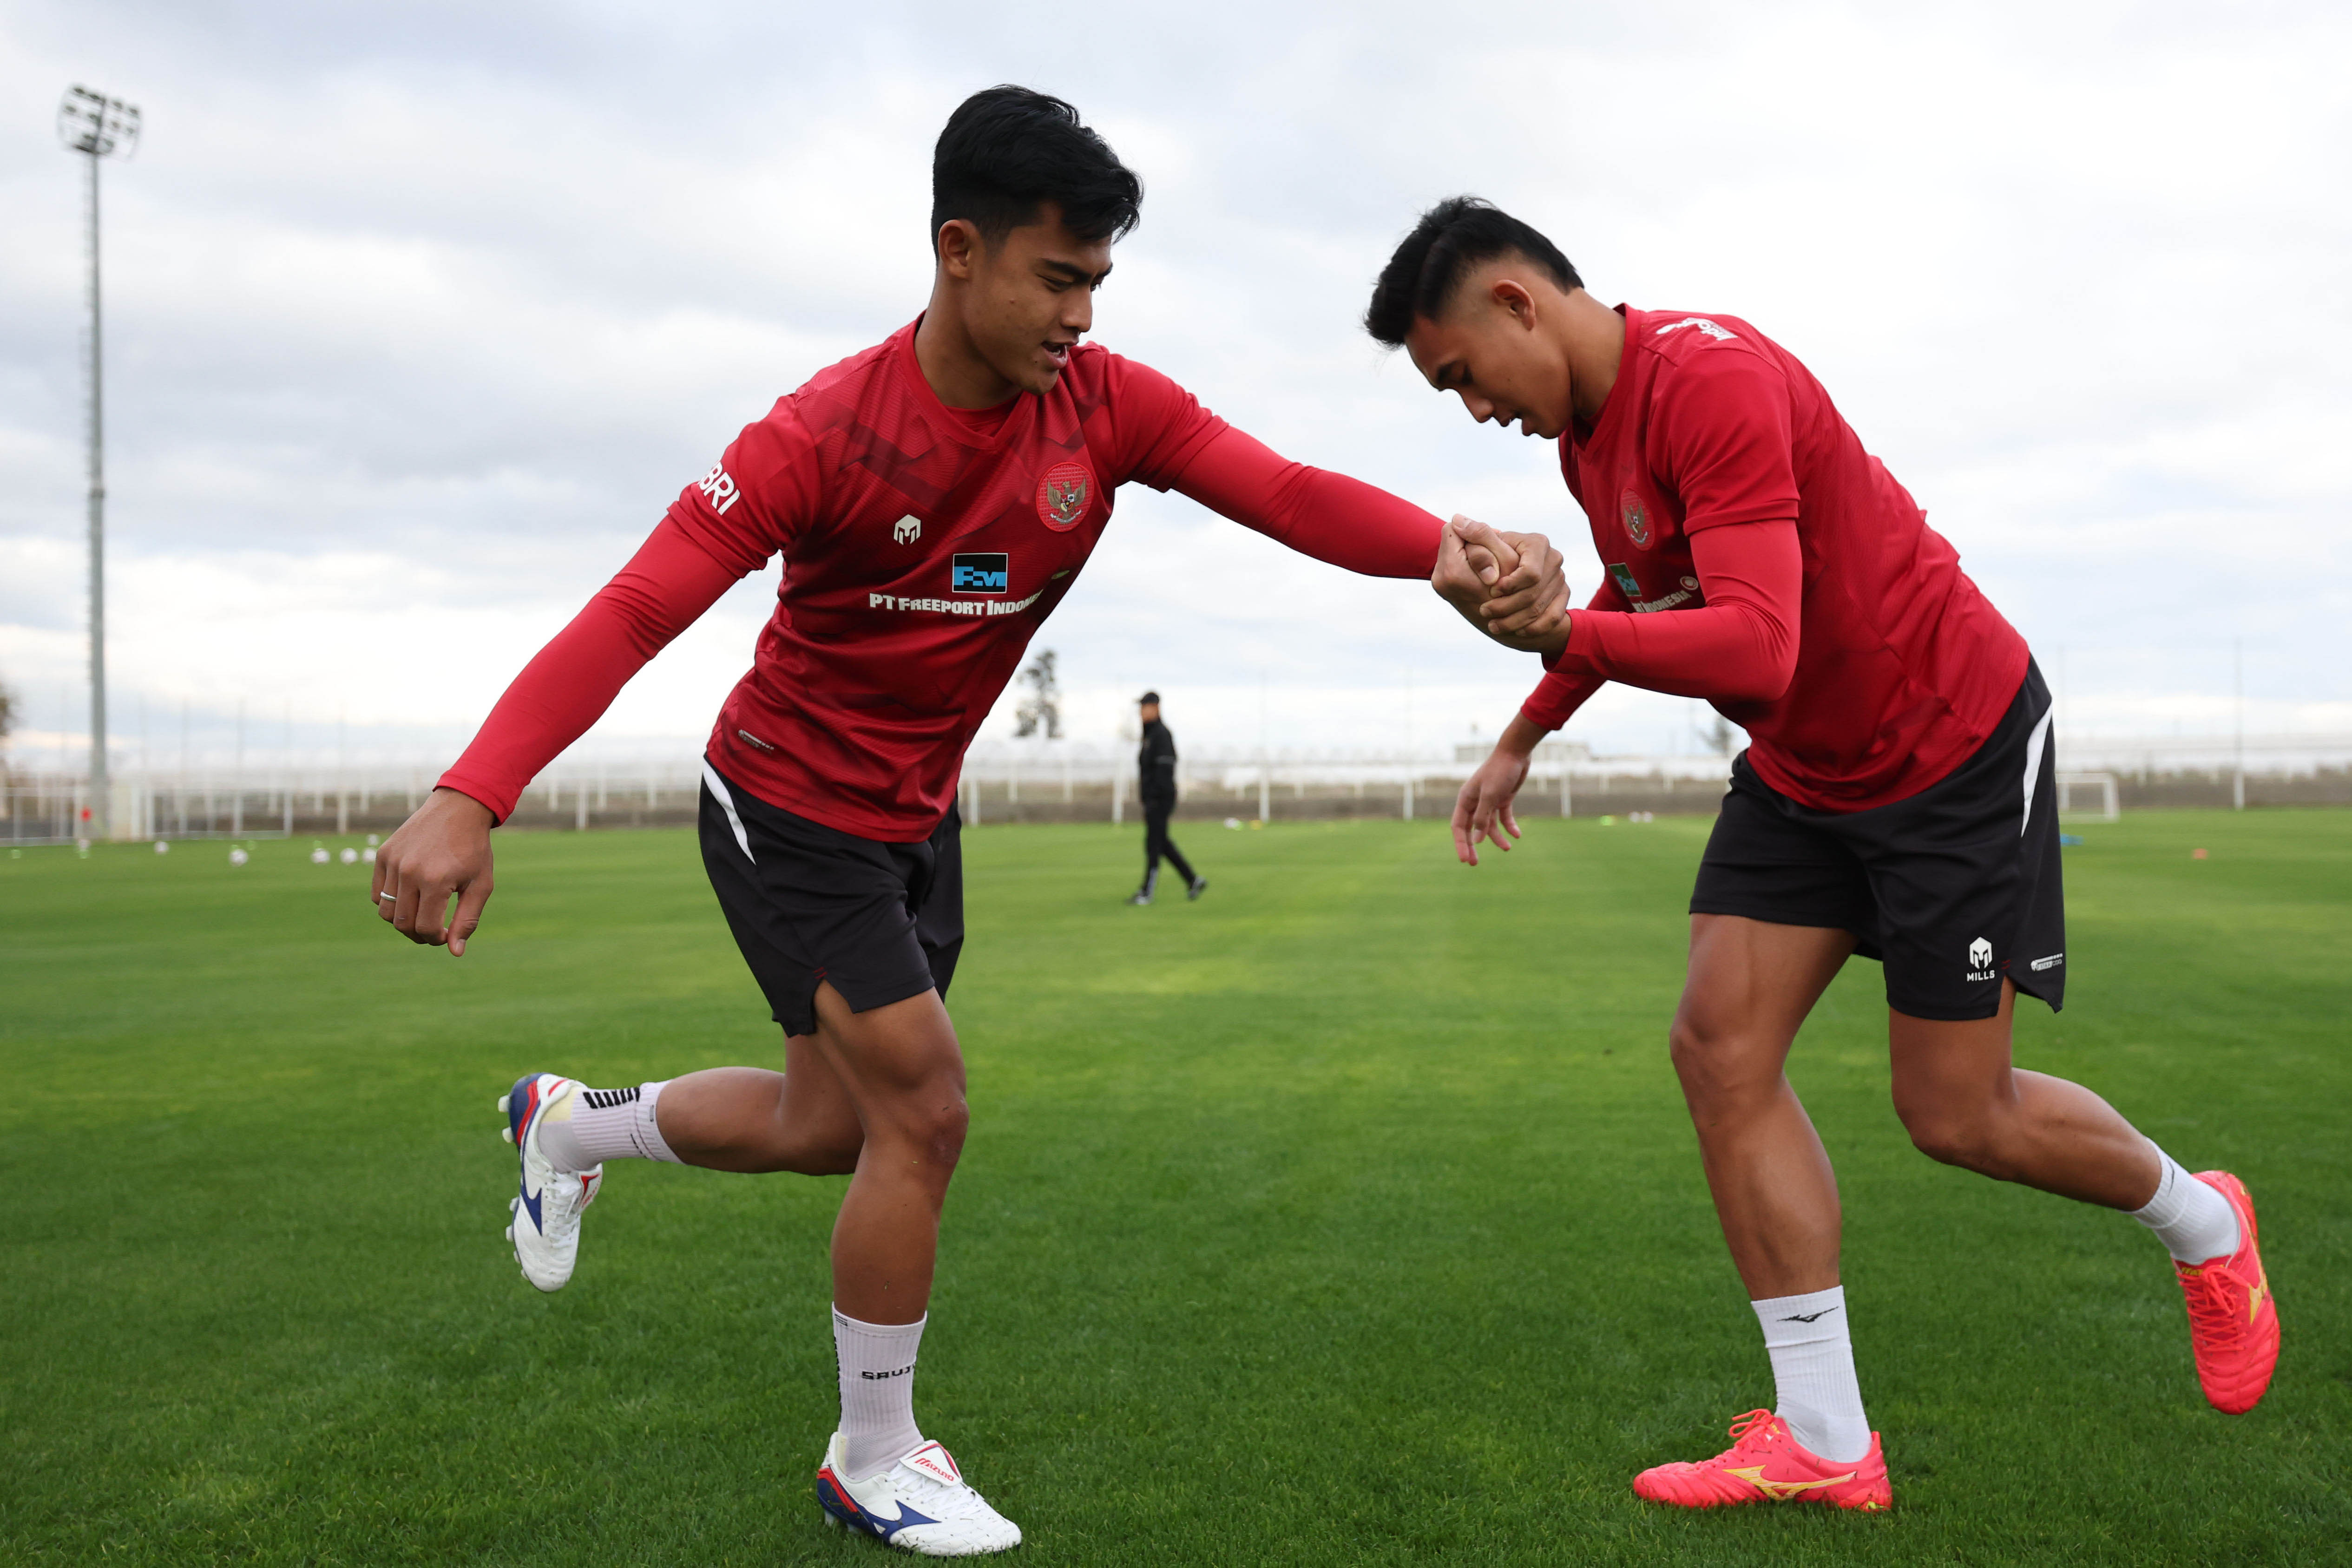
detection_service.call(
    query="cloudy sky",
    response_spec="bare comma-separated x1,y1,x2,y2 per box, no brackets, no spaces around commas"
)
3,0,2347,772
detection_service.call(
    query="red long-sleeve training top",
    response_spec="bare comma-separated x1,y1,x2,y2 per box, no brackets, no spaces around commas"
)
440,321,1444,840
1521,307,2028,812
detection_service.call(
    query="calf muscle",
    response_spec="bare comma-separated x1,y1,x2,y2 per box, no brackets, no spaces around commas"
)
1671,916,1856,1298
808,985,970,1325
1887,986,2160,1208
654,1054,863,1175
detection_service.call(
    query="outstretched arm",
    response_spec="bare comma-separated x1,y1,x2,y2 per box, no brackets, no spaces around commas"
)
1169,424,1441,577
375,405,809,954
1166,426,1566,638
372,518,747,953
434,520,744,821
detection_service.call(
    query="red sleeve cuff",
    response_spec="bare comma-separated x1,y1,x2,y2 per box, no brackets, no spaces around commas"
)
1519,668,1603,733
432,775,513,827
1538,613,1603,678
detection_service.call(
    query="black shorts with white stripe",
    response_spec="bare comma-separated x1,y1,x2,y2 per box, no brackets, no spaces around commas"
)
1690,659,2066,1022
697,758,963,1037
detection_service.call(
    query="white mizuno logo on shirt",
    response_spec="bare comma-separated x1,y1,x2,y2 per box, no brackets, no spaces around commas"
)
1655,316,1736,341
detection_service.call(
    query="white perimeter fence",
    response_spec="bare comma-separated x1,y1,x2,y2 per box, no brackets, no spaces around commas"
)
7,732,2348,847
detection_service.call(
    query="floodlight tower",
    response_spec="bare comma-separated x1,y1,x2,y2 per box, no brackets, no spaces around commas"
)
56,85,141,838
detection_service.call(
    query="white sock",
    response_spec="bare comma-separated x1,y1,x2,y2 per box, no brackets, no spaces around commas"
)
2132,1148,2240,1262
1752,1286,1873,1464
834,1308,926,1481
536,1080,682,1173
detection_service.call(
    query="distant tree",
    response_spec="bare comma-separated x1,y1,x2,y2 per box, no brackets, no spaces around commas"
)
1013,650,1062,739
0,677,13,746
1700,713,1741,755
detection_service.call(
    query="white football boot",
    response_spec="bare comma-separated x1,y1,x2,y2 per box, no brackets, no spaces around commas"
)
815,1433,1022,1556
499,1073,601,1292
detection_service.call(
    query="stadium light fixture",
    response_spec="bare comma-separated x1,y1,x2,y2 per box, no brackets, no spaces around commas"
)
56,85,141,839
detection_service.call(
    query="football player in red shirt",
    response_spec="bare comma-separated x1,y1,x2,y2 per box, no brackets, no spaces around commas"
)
1369,198,2278,1510
369,94,1563,1553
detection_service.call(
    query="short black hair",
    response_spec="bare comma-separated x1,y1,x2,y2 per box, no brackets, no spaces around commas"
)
1364,197,1583,347
931,86,1143,253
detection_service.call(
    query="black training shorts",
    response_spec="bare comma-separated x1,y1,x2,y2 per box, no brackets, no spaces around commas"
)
1690,660,2066,1021
698,760,964,1037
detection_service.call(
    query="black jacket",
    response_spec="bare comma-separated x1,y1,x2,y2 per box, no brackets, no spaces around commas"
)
1138,719,1178,804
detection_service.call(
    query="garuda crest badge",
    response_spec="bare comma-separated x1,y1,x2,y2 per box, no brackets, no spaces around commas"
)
1037,462,1092,532
1622,492,1653,549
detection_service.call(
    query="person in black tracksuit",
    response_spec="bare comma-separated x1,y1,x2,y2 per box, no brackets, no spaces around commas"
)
1130,692,1206,904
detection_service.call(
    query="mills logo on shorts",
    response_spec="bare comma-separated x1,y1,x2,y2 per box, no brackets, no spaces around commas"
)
951,553,1010,595
1037,462,1091,531
1966,936,1996,981
1622,492,1653,548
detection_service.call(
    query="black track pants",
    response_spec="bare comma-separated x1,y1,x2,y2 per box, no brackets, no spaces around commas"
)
1143,799,1196,886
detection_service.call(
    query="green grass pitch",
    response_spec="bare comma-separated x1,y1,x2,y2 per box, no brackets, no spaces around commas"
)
3,811,2346,1565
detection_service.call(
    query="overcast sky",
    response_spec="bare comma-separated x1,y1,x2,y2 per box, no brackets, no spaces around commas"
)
3,0,2347,770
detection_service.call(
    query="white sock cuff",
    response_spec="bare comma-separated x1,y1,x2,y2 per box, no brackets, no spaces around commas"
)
2131,1148,2240,1262
833,1307,928,1339
1752,1286,1849,1345
545,1079,683,1169
633,1079,681,1163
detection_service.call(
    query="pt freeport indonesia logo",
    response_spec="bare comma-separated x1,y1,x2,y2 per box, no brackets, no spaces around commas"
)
867,551,1045,618
951,553,1009,595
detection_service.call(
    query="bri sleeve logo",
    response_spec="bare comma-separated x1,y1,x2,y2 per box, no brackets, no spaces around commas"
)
695,462,743,515
1036,462,1092,532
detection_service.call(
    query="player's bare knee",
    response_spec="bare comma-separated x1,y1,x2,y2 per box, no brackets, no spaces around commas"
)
1668,1016,1764,1105
920,1096,970,1170
875,1091,968,1176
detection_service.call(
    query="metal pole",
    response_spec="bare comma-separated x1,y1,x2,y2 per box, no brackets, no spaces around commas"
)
2233,638,2245,811
1401,670,1414,821
58,86,139,834
85,148,108,836
232,698,245,836
2056,643,2067,778
1257,672,1269,824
